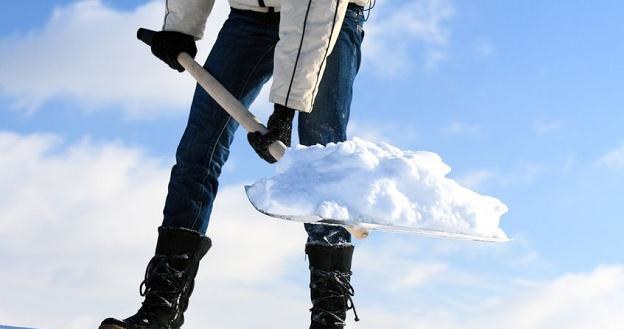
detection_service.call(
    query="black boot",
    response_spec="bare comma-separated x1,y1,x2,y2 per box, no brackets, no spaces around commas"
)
306,243,359,329
100,227,212,329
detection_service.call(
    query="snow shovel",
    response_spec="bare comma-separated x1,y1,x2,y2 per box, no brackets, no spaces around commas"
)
137,28,370,239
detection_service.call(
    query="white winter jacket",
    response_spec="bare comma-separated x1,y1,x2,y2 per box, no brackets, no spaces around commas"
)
163,0,370,112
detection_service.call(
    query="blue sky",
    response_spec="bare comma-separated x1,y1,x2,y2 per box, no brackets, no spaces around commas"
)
1,1,623,328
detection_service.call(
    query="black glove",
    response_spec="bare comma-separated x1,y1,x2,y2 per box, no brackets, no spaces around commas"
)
248,104,296,163
150,31,197,72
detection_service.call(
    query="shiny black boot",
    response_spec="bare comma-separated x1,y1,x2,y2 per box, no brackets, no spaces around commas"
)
100,227,211,329
306,243,359,329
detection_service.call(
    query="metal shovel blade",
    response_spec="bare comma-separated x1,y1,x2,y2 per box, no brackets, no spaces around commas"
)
244,186,510,243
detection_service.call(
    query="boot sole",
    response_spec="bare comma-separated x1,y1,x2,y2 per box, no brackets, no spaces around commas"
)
98,325,126,329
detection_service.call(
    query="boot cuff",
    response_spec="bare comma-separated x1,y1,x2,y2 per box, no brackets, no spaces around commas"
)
306,243,354,272
156,226,212,257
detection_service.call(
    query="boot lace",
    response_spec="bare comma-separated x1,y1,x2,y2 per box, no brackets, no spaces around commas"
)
138,254,189,324
310,268,360,327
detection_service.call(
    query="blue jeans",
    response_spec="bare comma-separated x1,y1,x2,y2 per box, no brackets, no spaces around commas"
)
162,6,365,245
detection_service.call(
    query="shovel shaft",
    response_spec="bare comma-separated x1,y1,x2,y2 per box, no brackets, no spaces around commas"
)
137,27,286,160
178,54,266,133
177,53,286,161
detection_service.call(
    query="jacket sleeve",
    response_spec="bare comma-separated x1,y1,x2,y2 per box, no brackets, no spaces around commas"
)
162,0,216,39
270,0,350,113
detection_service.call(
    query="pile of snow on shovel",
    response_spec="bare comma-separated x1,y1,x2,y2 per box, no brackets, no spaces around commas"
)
246,138,508,240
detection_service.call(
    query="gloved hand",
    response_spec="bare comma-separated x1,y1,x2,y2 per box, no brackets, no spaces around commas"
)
247,104,296,163
150,31,197,72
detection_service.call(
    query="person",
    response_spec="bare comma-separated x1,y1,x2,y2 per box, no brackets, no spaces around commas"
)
100,0,368,328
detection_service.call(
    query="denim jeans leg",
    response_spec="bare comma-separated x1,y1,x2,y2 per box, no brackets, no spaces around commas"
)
162,9,280,235
299,6,365,245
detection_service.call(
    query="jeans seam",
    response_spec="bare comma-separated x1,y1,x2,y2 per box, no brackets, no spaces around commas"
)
190,43,276,230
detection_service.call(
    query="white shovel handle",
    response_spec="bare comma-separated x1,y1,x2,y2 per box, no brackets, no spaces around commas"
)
176,53,287,161
138,29,368,239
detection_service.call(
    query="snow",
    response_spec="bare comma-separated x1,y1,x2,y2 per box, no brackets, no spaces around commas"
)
246,138,508,240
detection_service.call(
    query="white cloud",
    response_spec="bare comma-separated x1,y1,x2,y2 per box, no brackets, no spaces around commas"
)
598,143,624,170
486,265,624,329
0,0,230,117
350,265,624,329
2,130,623,329
0,131,170,327
0,130,306,329
363,0,455,75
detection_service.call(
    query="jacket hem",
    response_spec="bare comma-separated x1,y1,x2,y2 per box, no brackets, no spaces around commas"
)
270,91,313,113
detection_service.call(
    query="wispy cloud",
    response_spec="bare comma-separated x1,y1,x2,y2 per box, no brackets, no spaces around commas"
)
363,0,456,75
347,119,420,145
598,143,624,170
392,262,449,289
533,119,564,135
455,169,496,189
442,121,483,137
501,163,543,186
474,38,494,58
454,162,543,190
